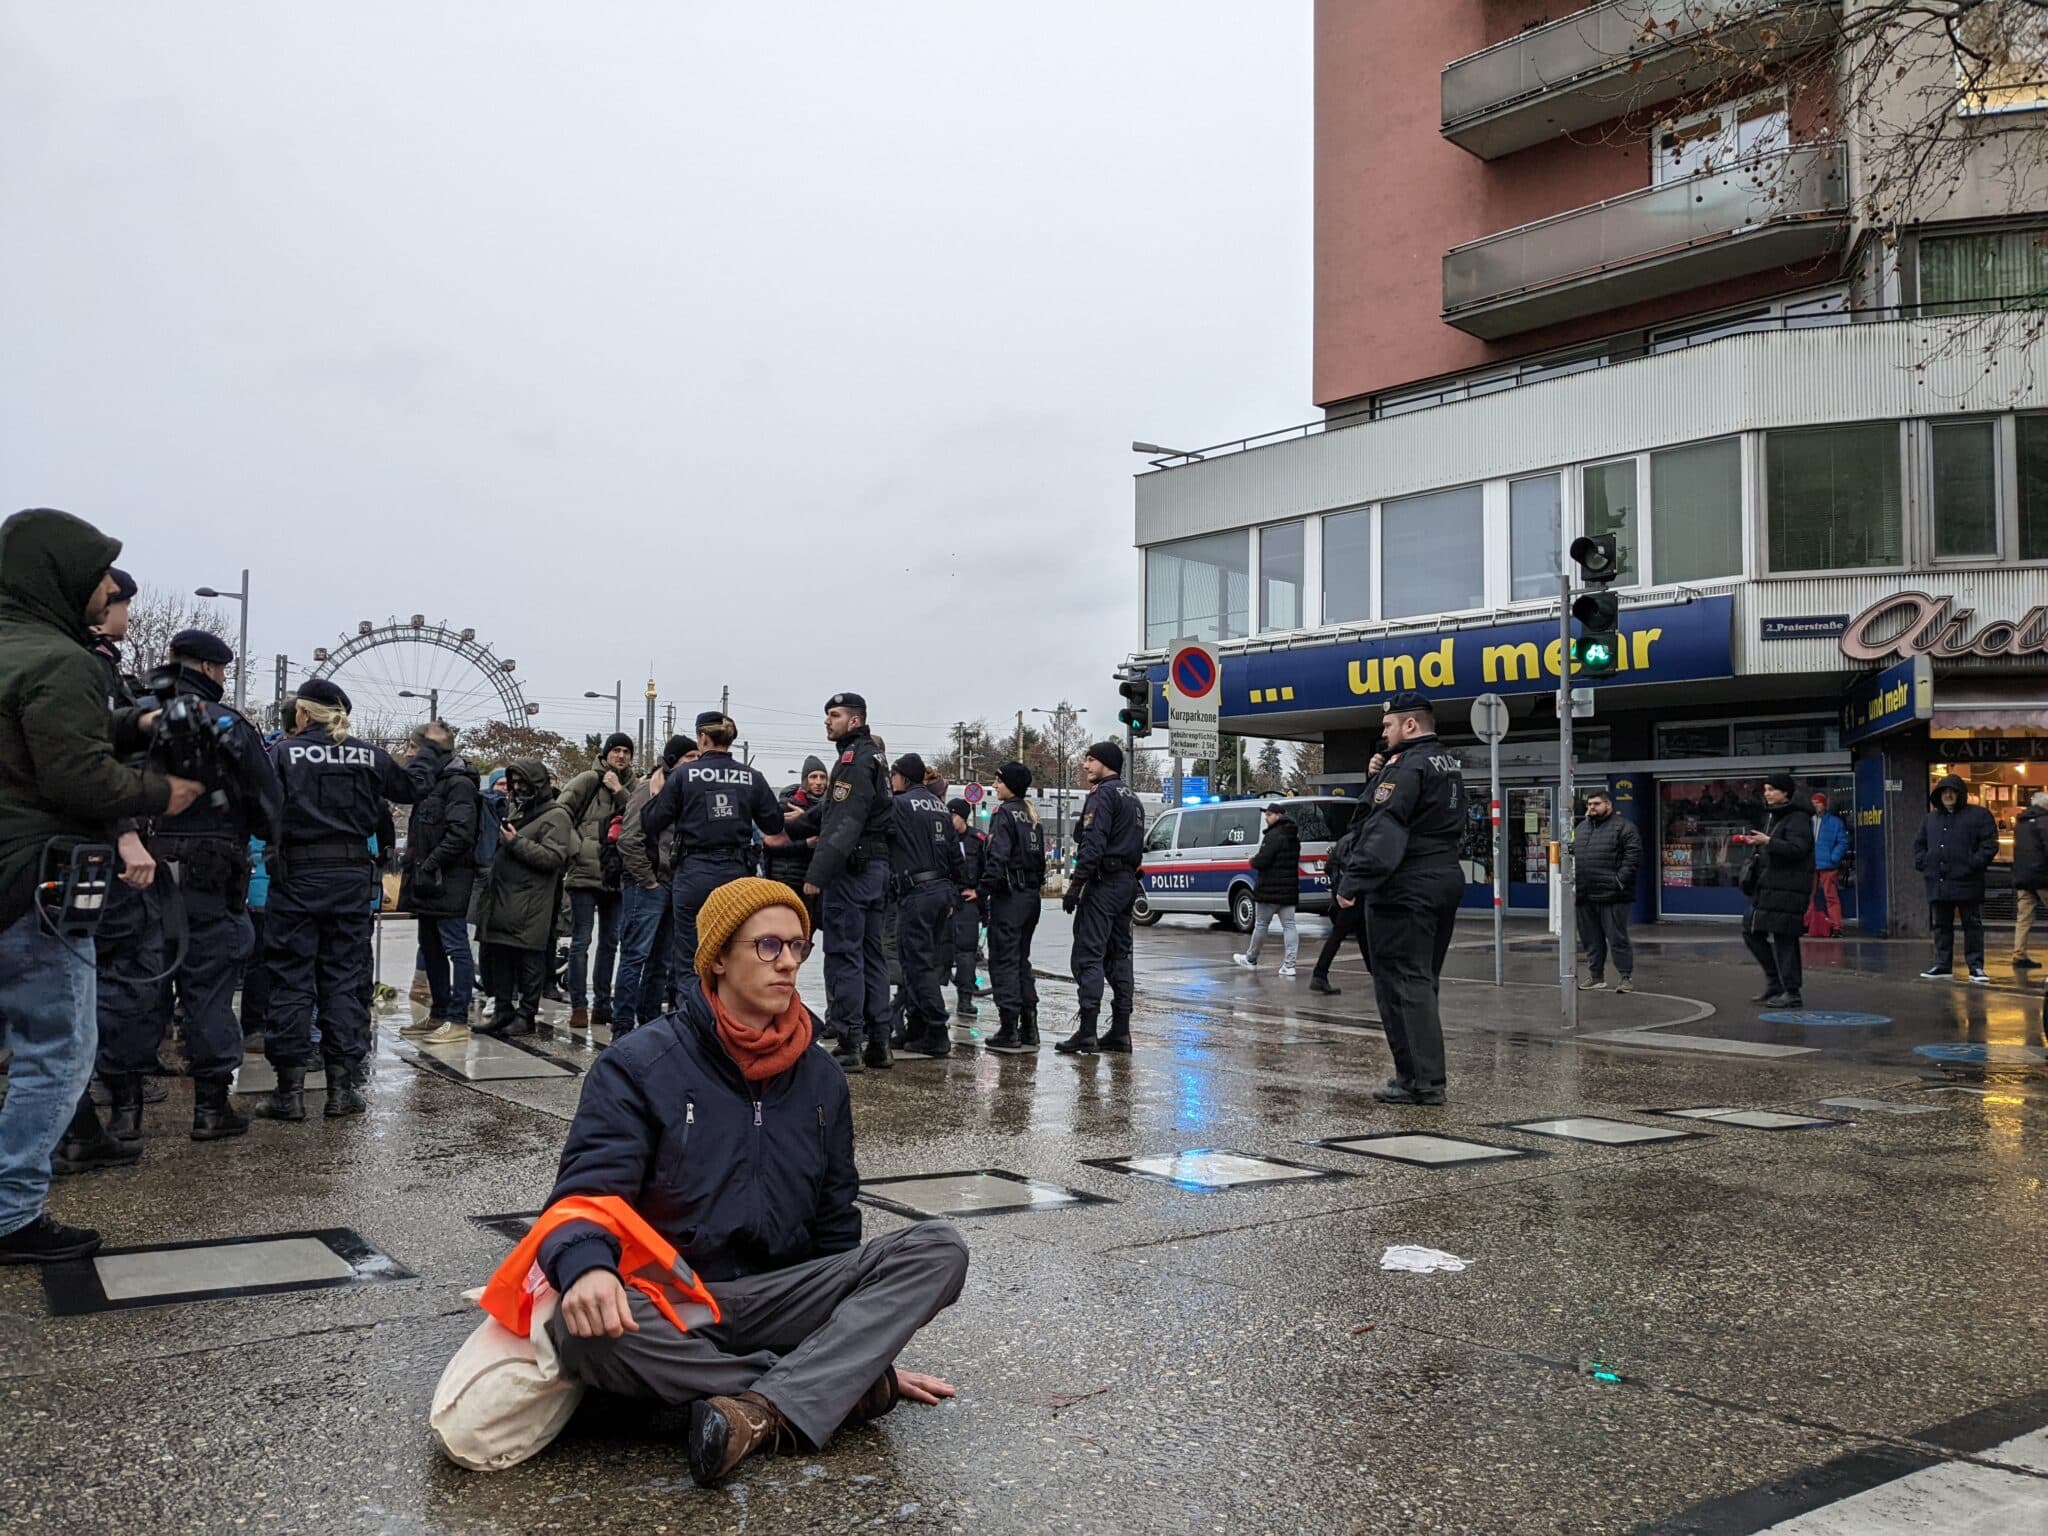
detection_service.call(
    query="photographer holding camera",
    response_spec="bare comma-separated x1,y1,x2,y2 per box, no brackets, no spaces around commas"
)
93,630,282,1148
0,510,203,1265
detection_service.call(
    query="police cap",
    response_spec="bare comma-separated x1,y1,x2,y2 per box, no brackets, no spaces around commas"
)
1383,690,1434,717
693,711,727,733
892,752,925,783
824,692,867,714
297,677,351,711
107,567,138,603
169,628,234,666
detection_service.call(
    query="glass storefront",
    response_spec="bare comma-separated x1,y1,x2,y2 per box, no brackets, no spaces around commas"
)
1657,772,1855,919
1926,751,2042,920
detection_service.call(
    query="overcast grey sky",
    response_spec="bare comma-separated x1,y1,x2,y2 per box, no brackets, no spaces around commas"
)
0,2,1308,774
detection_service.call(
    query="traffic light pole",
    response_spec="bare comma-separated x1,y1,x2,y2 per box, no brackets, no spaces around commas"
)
1557,567,1578,1034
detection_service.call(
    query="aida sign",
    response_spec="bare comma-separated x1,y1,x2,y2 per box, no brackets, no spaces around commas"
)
1839,592,2048,663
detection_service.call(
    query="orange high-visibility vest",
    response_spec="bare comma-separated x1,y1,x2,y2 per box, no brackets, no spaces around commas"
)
480,1194,722,1339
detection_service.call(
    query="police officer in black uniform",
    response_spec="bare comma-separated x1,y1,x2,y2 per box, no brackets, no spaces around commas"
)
886,755,964,1061
1057,741,1146,1055
784,692,893,1073
642,712,788,990
1334,691,1466,1105
96,630,282,1144
982,762,1047,1054
947,797,986,1020
254,678,448,1122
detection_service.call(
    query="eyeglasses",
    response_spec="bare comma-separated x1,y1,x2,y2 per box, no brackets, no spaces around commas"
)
748,935,814,964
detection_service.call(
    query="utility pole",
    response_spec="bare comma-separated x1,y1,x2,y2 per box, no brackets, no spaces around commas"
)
1558,572,1578,1033
273,654,289,729
644,671,657,766
664,703,677,741
721,683,730,718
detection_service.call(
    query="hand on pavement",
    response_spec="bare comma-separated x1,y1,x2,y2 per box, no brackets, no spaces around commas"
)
895,1368,956,1405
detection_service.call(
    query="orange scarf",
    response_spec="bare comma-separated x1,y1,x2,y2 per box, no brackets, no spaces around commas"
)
707,986,814,1082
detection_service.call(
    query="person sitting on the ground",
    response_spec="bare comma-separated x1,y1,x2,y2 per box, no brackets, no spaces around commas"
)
538,876,967,1485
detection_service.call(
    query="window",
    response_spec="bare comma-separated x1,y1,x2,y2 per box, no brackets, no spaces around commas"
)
1382,486,1483,618
1175,808,1219,849
1920,226,2048,315
1651,438,1742,583
1931,420,2000,558
1258,522,1305,633
2021,414,2048,559
1144,814,1177,854
1733,718,1840,756
1658,723,1733,759
1956,4,2048,113
1581,460,1640,585
1144,531,1249,647
1288,802,1332,842
1321,508,1373,623
1765,424,1903,571
1509,475,1561,601
1655,92,1787,184
1216,806,1264,847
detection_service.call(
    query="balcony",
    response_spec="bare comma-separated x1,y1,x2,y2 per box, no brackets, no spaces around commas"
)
1441,0,1840,160
1441,141,1847,340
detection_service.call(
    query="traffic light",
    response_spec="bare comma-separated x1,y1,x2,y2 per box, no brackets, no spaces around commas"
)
1117,673,1153,736
1569,533,1621,679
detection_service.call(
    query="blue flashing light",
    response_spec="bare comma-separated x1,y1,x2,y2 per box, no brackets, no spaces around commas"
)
1208,795,1223,803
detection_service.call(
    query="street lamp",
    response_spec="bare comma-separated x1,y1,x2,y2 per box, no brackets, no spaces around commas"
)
398,688,439,721
193,569,249,711
1032,705,1087,864
584,679,623,735
1132,440,1201,461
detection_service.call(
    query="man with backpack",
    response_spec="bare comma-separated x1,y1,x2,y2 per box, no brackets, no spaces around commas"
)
555,735,637,1033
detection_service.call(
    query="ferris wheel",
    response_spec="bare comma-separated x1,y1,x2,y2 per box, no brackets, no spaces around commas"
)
309,616,537,742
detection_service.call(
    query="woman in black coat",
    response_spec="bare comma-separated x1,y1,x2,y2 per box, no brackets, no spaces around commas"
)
1737,773,1814,1008
399,750,482,1037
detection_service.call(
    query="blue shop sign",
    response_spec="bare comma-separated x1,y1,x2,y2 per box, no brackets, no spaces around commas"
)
1150,596,1732,719
1840,654,1932,747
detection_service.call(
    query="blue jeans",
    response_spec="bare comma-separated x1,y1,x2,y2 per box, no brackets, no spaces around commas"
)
611,883,671,1031
567,889,621,1009
0,910,99,1237
418,915,475,1019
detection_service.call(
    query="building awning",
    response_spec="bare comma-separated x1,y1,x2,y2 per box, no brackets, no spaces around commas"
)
1930,682,2048,736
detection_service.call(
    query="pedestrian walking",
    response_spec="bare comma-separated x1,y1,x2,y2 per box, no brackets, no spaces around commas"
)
2011,791,2048,970
982,764,1046,1054
1334,693,1465,1105
1056,742,1146,1055
1573,789,1642,994
1914,774,1998,983
1736,773,1814,1009
1235,804,1302,976
1808,792,1849,938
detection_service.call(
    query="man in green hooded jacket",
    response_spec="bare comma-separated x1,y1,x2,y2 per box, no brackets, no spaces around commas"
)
0,509,204,1264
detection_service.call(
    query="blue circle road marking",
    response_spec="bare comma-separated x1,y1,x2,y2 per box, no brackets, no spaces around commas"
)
1915,1042,2048,1064
1171,648,1217,698
1759,1010,1890,1027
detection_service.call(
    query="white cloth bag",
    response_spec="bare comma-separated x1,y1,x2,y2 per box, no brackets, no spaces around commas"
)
431,1287,587,1471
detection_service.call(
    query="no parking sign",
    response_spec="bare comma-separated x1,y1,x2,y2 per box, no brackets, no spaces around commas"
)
1167,641,1220,758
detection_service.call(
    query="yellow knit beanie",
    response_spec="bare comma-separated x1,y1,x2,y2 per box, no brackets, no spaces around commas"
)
694,877,813,987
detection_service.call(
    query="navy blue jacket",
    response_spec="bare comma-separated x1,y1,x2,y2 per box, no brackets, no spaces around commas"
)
540,985,859,1295
1073,775,1145,882
1913,776,1999,902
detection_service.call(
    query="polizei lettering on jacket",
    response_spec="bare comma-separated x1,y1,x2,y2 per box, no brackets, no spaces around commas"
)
285,743,378,767
686,766,760,787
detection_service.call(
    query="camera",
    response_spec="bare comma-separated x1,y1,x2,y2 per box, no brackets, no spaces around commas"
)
148,688,235,809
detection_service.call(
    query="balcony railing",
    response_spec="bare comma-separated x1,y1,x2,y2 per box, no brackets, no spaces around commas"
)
1441,0,1840,159
1441,141,1848,338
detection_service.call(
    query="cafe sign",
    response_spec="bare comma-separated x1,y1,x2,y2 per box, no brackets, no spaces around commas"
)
1840,592,2048,663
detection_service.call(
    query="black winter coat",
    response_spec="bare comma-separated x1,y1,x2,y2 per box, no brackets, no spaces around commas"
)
1574,811,1643,905
1249,816,1302,905
399,757,480,919
1741,803,1814,938
539,985,858,1297
1913,776,2000,902
2013,806,2048,891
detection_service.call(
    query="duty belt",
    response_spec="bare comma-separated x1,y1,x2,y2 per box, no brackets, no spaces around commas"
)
681,845,752,863
283,839,371,866
893,869,950,897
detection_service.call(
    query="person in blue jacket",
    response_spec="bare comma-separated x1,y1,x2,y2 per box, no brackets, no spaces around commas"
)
1808,791,1850,938
1914,774,1999,983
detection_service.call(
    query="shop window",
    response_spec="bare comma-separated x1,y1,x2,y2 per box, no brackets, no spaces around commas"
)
1732,718,1840,756
2019,414,2048,560
1509,475,1561,601
1651,438,1743,584
1931,420,2001,558
1258,521,1305,633
1658,773,1853,905
1322,507,1373,624
1657,723,1734,759
1764,424,1904,572
1382,486,1483,618
1581,459,1640,586
1919,225,2048,315
1145,531,1249,648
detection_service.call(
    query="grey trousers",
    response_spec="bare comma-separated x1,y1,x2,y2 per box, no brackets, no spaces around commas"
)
548,1222,969,1449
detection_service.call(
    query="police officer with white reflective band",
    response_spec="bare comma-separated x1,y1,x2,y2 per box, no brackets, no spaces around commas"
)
255,678,448,1122
1057,741,1146,1055
1334,691,1465,1105
784,692,894,1073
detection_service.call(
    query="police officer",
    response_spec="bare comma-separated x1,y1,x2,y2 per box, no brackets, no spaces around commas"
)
784,692,893,1073
982,762,1047,1054
947,797,986,1020
1057,742,1146,1055
96,631,282,1144
887,755,964,1061
642,712,788,989
254,679,448,1122
1334,692,1465,1105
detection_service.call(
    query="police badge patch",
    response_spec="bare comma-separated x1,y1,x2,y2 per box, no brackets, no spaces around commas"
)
832,782,851,802
1373,782,1394,804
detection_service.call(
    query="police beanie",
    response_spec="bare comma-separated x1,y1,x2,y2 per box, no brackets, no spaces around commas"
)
107,567,138,603
947,798,972,820
694,876,813,987
998,761,1032,796
892,752,925,783
297,677,350,711
603,731,634,755
169,628,234,666
1084,740,1124,775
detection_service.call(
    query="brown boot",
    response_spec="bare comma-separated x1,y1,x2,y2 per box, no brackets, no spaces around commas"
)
841,1367,901,1430
568,1006,591,1034
686,1391,795,1486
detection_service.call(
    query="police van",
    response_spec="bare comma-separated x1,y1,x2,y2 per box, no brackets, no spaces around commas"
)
1134,795,1358,932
